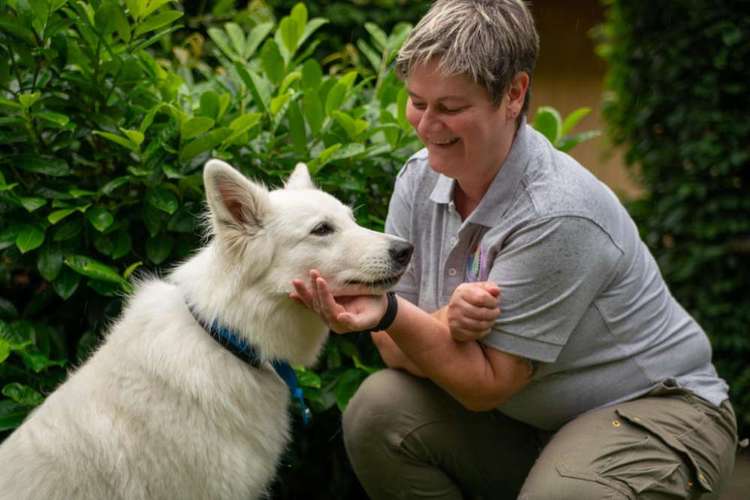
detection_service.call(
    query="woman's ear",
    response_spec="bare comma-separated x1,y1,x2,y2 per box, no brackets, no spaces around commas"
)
506,72,530,119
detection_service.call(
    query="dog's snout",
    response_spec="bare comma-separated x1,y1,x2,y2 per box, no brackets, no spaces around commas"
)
389,241,414,268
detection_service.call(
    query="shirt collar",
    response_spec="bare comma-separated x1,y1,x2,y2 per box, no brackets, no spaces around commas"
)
428,116,534,226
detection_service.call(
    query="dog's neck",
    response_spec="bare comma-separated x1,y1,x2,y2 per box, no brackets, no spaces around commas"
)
185,302,312,425
169,245,329,367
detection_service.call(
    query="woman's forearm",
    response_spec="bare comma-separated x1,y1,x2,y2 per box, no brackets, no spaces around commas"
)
371,331,426,377
384,296,529,411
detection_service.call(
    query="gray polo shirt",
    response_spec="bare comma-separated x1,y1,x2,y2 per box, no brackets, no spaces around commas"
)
385,121,729,431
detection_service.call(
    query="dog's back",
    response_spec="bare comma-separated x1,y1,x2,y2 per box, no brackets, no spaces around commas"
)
0,279,290,500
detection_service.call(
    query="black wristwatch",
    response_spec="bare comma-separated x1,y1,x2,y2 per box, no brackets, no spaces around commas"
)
346,291,398,335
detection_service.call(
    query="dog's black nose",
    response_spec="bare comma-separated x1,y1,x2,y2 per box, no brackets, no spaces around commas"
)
389,241,414,268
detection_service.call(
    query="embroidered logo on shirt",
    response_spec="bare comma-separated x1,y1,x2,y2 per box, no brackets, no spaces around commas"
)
466,243,489,282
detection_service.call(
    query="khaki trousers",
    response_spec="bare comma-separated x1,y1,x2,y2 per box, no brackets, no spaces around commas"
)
342,369,738,500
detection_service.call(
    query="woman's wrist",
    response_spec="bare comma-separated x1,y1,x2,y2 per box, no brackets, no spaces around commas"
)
348,292,397,335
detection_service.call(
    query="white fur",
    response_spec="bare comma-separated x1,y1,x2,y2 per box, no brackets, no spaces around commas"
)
0,160,411,500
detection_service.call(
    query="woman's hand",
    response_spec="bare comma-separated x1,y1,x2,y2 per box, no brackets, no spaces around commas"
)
447,282,501,342
290,270,387,334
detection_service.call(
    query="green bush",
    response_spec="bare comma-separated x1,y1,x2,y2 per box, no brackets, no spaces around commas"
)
598,0,750,432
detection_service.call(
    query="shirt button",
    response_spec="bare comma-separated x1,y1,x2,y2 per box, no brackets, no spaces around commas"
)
449,237,457,246
448,268,457,276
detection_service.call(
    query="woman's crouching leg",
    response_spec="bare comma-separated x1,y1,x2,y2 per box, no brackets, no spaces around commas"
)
343,368,542,500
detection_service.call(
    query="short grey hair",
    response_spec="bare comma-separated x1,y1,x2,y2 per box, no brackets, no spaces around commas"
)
396,0,539,112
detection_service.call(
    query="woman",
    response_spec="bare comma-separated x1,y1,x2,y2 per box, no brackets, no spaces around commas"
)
291,1,738,498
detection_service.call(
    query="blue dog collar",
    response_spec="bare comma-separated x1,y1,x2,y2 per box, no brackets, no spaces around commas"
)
187,303,312,427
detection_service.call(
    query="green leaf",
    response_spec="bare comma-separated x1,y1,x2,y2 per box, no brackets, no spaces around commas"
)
278,16,300,58
101,176,130,195
64,255,127,286
533,106,562,145
123,261,143,279
141,0,172,18
298,18,328,51
560,107,592,136
260,39,285,84
180,116,215,140
296,367,321,389
225,22,245,56
48,207,77,224
198,91,220,119
16,155,70,176
0,226,20,251
287,99,307,154
38,244,63,281
53,267,80,299
0,400,28,432
16,225,45,254
86,207,115,232
208,27,240,62
111,231,132,260
20,197,46,212
52,219,82,242
225,112,262,144
556,130,601,153
270,92,291,116
146,188,179,215
364,22,388,51
125,0,146,19
112,2,131,41
35,111,70,128
357,39,381,72
179,128,231,162
332,111,368,140
235,65,270,114
301,59,322,91
308,144,342,174
18,92,41,110
335,368,365,412
303,92,324,135
120,128,144,147
331,143,365,161
133,9,183,37
19,350,66,373
94,130,138,152
2,383,43,407
325,72,357,116
0,340,9,364
245,21,274,59
146,236,173,264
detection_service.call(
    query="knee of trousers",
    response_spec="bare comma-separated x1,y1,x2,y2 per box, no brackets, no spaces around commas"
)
342,369,424,461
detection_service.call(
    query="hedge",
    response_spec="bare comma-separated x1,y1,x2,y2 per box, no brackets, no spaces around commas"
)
598,0,750,433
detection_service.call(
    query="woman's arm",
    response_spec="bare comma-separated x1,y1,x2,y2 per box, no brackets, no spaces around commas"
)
385,296,532,411
292,273,531,411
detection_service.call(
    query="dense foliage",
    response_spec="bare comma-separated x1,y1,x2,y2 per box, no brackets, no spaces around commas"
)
0,0,598,497
598,0,750,432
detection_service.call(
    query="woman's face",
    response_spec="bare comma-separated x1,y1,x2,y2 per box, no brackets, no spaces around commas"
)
405,59,522,184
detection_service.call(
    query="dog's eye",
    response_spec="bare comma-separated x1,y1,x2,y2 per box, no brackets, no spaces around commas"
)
310,222,334,236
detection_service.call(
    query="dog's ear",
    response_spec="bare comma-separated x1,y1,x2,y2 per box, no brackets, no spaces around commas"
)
203,159,270,234
285,163,316,190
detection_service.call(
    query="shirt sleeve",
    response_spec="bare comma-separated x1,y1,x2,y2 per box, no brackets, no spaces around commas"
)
385,164,419,304
481,216,622,363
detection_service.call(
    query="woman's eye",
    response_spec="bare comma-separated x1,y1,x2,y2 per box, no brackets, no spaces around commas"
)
440,106,465,114
310,222,334,236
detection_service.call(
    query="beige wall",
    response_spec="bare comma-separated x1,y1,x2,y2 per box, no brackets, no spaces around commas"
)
530,0,641,199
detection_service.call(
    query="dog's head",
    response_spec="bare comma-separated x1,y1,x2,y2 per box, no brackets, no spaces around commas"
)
203,159,413,296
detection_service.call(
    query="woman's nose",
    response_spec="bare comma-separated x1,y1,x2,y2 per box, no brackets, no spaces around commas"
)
417,107,441,136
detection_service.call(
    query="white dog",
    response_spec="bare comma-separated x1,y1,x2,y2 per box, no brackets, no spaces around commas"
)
0,160,413,500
